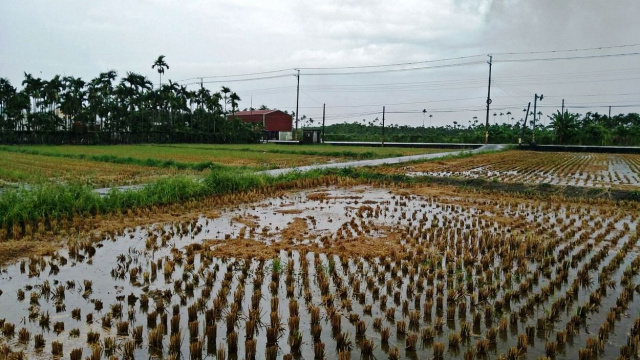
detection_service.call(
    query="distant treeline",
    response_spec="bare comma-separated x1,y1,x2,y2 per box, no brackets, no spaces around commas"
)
322,111,640,146
0,57,263,144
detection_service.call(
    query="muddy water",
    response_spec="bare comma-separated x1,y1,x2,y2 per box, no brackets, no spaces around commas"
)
1,186,639,359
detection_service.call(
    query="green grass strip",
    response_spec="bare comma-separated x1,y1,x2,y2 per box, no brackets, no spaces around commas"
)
158,144,399,159
0,167,316,230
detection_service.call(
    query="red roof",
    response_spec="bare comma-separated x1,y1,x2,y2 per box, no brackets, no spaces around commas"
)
227,109,293,132
231,110,278,116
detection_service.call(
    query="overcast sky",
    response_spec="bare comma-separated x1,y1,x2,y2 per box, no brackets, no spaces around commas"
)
2,0,639,127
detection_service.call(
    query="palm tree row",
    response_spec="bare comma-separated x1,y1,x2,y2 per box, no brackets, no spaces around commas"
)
0,57,258,144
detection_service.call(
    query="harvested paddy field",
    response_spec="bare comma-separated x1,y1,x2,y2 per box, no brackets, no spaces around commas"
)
1,144,455,174
1,183,640,359
0,150,193,188
383,151,640,189
169,143,457,159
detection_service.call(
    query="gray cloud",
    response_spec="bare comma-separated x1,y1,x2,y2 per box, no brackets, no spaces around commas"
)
1,0,638,127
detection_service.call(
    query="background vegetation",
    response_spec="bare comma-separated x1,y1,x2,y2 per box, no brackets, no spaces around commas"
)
320,111,640,146
0,56,262,144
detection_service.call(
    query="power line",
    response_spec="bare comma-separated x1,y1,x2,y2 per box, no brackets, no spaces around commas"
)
182,74,292,86
297,54,486,70
178,43,640,81
496,74,640,87
173,52,640,88
302,60,486,76
545,92,640,99
490,43,640,56
177,68,294,82
495,51,640,63
294,96,487,109
236,66,640,99
185,64,640,93
294,43,640,71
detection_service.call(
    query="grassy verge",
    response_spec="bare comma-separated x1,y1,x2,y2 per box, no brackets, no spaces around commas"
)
160,143,458,158
0,167,338,235
0,146,224,171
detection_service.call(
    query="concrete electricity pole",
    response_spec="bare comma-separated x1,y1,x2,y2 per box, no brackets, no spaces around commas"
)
322,103,325,143
532,94,543,145
484,55,493,144
382,106,386,147
520,102,531,145
294,69,300,141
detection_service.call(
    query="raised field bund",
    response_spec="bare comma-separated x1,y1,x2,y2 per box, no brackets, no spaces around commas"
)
269,140,481,149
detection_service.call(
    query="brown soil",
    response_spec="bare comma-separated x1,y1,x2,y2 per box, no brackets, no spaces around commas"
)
232,214,260,228
331,234,404,259
306,191,362,202
281,217,309,241
275,209,305,214
203,222,405,261
205,239,287,260
307,192,331,201
0,241,60,265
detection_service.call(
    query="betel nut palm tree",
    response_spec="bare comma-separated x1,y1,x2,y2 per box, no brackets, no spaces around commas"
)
151,55,169,89
221,86,231,115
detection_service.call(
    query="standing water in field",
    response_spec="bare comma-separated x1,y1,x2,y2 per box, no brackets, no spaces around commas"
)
1,185,640,359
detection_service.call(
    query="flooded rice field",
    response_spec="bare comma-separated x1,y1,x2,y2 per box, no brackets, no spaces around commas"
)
394,151,640,189
1,185,640,359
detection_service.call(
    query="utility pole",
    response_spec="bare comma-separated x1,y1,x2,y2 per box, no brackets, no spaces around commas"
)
609,106,612,119
532,94,543,145
382,106,386,147
520,102,531,145
294,69,300,141
561,99,564,114
322,103,326,143
484,55,493,144
200,77,206,135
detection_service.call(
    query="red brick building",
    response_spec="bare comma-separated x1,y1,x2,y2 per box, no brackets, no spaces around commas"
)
227,110,293,140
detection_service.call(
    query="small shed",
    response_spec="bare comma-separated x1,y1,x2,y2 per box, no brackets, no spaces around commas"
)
302,129,322,144
227,110,293,140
